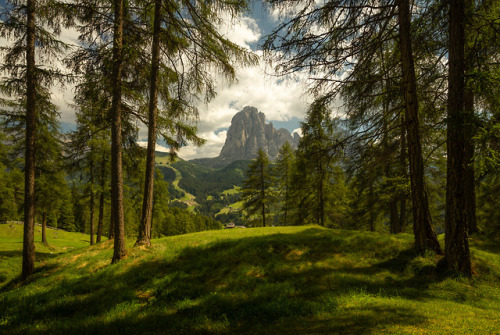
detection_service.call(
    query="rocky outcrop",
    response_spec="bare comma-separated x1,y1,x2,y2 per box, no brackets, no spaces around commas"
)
218,106,299,163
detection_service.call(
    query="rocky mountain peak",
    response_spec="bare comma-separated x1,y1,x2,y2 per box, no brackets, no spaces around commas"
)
218,106,300,163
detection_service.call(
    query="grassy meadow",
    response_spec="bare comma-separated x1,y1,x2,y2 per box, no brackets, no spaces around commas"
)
0,223,96,289
0,224,499,334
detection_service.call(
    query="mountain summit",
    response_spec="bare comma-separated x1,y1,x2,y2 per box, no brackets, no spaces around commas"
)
219,106,300,163
190,106,300,168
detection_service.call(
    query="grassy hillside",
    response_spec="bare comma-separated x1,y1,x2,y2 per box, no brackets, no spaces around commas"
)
1,226,499,334
0,223,96,289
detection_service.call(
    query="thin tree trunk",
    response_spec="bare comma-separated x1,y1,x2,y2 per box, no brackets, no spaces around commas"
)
397,0,442,254
369,184,375,232
380,43,399,234
319,174,324,227
22,0,36,281
446,0,472,275
260,158,266,227
399,113,407,232
111,0,127,263
97,153,105,243
108,218,115,239
90,158,95,245
136,0,161,246
42,212,47,243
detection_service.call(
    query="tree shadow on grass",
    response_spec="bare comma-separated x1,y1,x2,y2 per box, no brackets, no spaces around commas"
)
0,228,451,334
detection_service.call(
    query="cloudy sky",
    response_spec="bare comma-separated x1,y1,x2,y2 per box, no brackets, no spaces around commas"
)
1,2,312,160
168,3,312,160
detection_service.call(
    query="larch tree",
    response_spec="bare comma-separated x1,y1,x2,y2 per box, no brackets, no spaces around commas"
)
135,0,257,246
241,149,275,227
445,0,472,275
292,102,345,227
0,0,70,278
264,0,441,252
396,0,441,253
110,0,127,263
274,141,295,225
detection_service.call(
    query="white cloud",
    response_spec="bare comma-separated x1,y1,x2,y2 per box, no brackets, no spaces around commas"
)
173,14,312,161
220,16,261,49
137,141,170,152
1,11,312,162
292,128,302,137
178,57,311,160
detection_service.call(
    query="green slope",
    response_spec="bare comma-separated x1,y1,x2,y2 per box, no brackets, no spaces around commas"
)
0,223,98,288
1,226,499,334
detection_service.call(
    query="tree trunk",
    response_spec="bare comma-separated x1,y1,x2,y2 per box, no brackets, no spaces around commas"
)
399,114,407,232
22,0,36,281
464,0,477,235
90,158,95,245
319,174,325,227
97,152,105,243
369,184,375,232
464,89,477,234
260,158,266,227
397,0,442,254
446,0,472,275
42,212,47,243
111,0,127,263
136,0,161,247
108,218,115,240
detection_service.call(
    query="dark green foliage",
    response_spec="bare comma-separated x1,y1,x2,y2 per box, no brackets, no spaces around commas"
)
176,160,249,197
160,207,222,236
241,149,276,227
273,142,294,225
216,211,244,226
291,103,348,227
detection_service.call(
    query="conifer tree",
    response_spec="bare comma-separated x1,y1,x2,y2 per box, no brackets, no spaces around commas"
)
446,0,472,275
0,0,70,278
292,102,345,227
135,0,257,246
264,0,441,252
274,141,295,225
241,149,275,227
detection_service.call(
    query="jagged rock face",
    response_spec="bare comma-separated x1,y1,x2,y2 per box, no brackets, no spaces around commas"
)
219,106,299,163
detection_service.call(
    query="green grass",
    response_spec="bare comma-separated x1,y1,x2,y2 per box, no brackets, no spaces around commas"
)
0,224,97,289
218,200,244,215
0,226,499,334
222,186,241,196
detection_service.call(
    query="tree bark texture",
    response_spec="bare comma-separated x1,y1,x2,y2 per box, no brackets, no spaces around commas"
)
260,158,266,227
97,153,105,242
464,0,477,235
111,0,127,263
90,158,95,245
464,90,477,234
42,212,47,243
136,0,161,247
22,0,37,281
446,0,472,275
397,0,442,254
399,114,407,232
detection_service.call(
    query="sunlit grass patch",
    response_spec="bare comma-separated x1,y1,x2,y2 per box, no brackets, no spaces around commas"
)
0,225,498,334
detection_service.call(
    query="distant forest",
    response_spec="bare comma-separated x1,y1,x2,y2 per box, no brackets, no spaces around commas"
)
0,0,498,280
